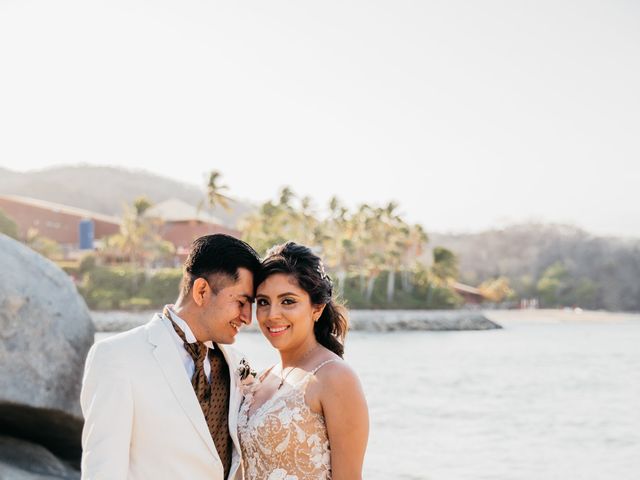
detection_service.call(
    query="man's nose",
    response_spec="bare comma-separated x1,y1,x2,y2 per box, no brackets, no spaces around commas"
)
240,303,252,325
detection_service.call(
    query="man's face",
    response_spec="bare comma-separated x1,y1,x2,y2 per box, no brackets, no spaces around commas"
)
196,267,254,344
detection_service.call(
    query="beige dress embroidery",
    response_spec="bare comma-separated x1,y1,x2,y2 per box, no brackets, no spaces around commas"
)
237,360,338,480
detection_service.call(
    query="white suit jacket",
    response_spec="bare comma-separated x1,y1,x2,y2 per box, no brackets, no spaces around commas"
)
80,314,244,480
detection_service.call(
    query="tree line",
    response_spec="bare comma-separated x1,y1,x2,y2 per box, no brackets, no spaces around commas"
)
242,186,472,309
3,170,638,311
432,223,640,311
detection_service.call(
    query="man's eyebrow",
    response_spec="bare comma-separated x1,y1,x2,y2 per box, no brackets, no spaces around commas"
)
241,293,255,302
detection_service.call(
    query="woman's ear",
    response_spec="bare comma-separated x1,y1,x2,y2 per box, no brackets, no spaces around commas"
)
191,277,209,307
312,303,326,322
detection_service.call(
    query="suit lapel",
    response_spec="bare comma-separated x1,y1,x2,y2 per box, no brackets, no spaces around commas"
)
146,315,219,459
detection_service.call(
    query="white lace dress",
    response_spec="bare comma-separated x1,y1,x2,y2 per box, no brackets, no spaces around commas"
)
237,360,337,480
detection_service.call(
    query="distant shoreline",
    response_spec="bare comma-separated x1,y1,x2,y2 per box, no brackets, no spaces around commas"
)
90,308,640,334
484,308,640,324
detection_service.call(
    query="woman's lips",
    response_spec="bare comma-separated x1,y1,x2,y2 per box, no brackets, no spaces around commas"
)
267,325,290,336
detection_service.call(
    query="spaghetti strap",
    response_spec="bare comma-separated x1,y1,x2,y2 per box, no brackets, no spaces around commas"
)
259,364,277,382
311,359,340,375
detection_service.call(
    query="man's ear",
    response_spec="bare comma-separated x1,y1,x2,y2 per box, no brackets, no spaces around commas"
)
191,278,210,307
312,304,326,322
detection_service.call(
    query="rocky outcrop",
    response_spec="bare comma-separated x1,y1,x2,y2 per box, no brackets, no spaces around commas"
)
0,234,94,471
92,309,502,332
348,310,502,331
0,435,80,480
91,309,155,332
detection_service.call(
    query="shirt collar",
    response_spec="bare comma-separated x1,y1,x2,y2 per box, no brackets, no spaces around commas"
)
163,304,215,350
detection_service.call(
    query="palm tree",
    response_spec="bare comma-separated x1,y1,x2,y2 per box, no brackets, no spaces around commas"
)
239,189,449,308
106,196,174,268
426,246,459,305
113,197,149,266
241,200,286,255
431,247,458,282
400,224,428,292
379,202,405,303
279,186,294,208
133,197,152,217
293,194,320,248
345,203,387,302
320,196,353,294
362,205,388,302
241,186,312,256
203,170,232,212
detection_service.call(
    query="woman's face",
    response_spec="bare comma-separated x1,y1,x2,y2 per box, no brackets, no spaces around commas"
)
255,273,323,352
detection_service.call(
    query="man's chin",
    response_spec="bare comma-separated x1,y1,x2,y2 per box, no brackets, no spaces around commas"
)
209,335,234,345
220,331,239,345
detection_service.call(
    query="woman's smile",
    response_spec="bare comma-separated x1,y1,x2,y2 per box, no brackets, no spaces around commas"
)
266,324,291,336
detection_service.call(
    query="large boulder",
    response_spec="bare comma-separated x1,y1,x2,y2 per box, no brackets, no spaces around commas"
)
0,435,80,479
0,234,94,462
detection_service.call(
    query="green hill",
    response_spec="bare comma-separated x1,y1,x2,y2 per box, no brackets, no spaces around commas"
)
0,165,255,227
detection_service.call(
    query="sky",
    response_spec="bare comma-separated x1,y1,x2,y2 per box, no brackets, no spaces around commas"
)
1,1,639,237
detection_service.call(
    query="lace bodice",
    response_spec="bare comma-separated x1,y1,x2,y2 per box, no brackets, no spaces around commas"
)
237,360,337,480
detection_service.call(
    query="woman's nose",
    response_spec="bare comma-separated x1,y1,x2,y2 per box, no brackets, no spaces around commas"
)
267,304,282,320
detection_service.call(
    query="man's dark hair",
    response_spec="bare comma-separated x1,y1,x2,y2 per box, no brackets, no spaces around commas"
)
180,234,261,297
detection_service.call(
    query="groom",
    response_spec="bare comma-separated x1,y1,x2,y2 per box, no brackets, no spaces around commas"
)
80,234,261,479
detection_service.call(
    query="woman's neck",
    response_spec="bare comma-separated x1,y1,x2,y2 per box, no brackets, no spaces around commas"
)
280,338,320,368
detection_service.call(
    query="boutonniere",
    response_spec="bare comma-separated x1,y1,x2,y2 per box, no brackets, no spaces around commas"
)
236,358,257,388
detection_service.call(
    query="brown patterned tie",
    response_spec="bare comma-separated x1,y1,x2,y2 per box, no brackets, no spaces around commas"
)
164,307,232,477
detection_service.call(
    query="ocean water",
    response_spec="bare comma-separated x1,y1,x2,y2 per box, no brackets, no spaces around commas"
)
97,313,640,479
234,316,640,480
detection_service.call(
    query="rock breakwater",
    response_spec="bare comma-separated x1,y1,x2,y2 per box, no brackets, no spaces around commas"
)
92,309,501,333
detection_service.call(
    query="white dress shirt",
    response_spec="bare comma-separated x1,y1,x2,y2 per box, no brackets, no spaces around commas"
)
162,304,214,380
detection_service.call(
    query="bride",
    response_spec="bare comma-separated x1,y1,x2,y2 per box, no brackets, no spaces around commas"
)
237,242,369,480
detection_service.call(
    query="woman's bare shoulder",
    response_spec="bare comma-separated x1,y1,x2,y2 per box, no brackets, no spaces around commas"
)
312,357,362,391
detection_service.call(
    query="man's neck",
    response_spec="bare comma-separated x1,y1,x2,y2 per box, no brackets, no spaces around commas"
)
171,301,203,342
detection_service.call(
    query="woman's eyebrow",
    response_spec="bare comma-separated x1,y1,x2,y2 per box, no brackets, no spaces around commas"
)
277,292,299,298
255,292,300,299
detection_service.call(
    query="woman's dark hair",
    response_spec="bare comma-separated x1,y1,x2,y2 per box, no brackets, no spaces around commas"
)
180,234,261,297
256,242,348,357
